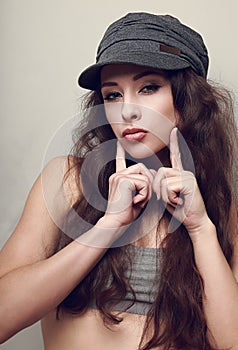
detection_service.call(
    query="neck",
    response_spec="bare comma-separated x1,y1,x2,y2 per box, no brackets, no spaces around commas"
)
128,147,171,170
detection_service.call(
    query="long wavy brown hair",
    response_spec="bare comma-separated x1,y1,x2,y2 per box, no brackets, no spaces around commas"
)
57,68,238,350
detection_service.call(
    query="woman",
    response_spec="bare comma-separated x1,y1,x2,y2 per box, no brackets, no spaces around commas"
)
0,12,237,350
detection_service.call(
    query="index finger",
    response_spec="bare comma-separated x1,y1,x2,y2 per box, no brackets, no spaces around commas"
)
169,127,183,171
116,141,126,172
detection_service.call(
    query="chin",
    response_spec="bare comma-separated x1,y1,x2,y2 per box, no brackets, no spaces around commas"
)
123,141,167,162
128,150,155,159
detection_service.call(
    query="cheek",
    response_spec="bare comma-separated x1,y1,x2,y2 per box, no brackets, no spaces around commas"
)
154,89,176,122
104,104,123,138
104,103,121,122
109,124,120,138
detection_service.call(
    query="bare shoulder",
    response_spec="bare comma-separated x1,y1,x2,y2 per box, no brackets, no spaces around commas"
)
0,156,82,277
62,155,82,206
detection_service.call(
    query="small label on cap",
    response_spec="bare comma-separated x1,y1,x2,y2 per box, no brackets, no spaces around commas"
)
160,44,181,55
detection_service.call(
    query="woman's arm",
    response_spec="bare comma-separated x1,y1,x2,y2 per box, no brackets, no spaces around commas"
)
0,168,112,343
190,217,238,349
0,151,152,344
152,129,238,349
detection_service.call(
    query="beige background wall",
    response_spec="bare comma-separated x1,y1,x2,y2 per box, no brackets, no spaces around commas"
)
1,0,237,349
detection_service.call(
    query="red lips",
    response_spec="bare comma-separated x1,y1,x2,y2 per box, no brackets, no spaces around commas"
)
122,128,147,141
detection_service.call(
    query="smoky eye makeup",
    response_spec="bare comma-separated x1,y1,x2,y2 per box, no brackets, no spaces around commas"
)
102,91,122,101
139,84,161,94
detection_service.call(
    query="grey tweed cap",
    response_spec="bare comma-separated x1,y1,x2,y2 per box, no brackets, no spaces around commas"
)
78,12,209,90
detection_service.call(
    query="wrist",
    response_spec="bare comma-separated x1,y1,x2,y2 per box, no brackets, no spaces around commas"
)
98,210,135,231
188,216,217,245
76,217,127,249
97,215,127,230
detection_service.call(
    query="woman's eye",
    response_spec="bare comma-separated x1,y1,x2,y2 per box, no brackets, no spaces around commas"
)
103,92,122,101
140,84,160,94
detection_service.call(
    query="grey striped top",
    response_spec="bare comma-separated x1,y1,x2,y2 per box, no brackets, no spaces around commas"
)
90,245,159,315
113,245,158,315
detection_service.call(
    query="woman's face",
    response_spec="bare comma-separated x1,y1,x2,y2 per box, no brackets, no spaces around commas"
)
100,64,178,159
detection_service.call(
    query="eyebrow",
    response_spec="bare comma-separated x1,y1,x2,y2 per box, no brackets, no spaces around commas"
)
101,70,163,88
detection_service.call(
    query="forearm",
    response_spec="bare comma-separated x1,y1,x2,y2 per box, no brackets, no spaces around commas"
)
0,242,104,343
0,218,123,343
191,220,238,348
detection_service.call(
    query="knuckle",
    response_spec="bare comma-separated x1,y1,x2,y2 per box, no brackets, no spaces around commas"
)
157,167,166,176
137,162,144,168
161,178,168,187
141,174,149,183
137,162,149,174
109,172,121,184
186,170,195,178
109,173,116,183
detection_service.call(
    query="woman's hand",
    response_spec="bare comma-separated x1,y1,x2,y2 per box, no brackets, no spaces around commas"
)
104,141,153,228
152,128,211,237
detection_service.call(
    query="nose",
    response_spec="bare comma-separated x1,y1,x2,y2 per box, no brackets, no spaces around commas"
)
121,102,142,122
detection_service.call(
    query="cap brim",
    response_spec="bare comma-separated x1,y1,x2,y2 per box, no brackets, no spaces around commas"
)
78,52,190,90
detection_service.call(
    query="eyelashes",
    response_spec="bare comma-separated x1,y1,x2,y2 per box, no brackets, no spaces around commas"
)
102,84,161,102
140,84,160,94
103,91,122,101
